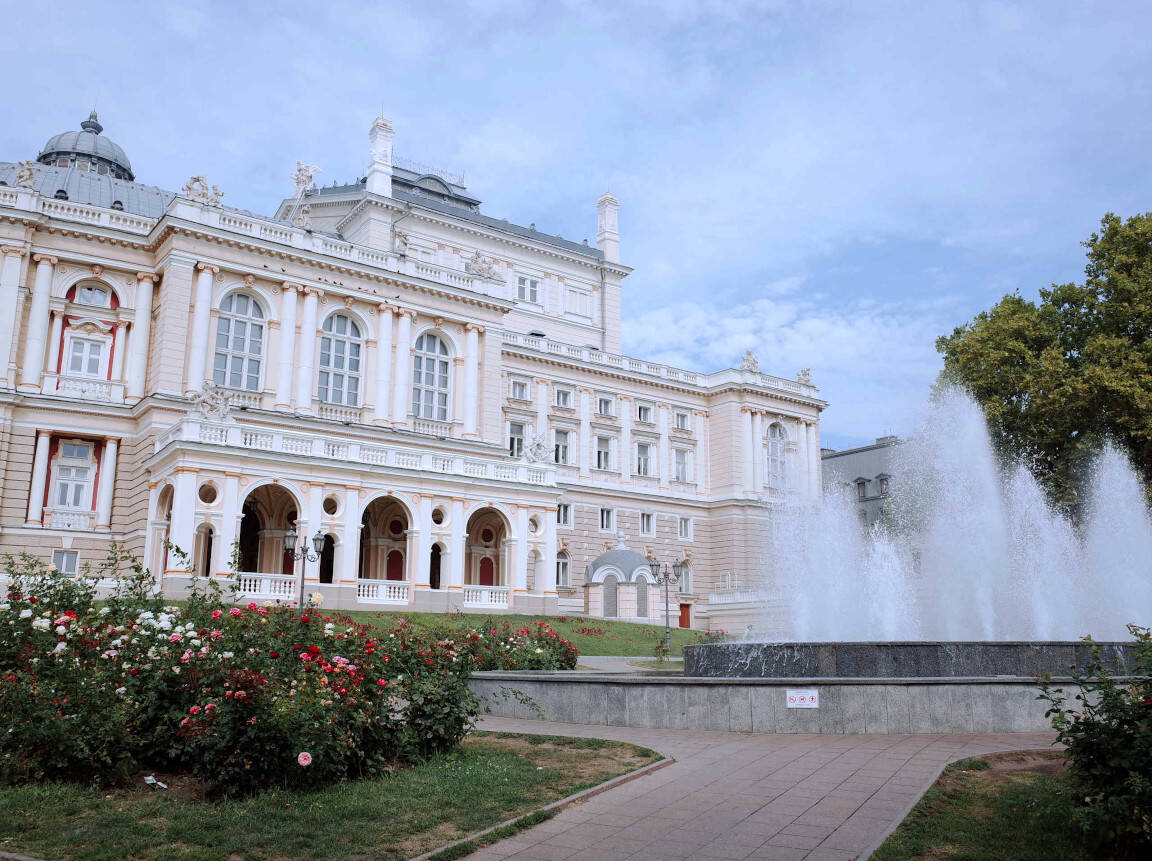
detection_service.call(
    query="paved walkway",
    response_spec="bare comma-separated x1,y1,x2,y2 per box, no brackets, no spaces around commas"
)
469,717,1057,860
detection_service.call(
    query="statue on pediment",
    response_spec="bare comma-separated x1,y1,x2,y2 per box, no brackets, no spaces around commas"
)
740,350,760,372
292,204,312,230
465,252,497,279
292,162,321,193
16,161,36,188
189,382,232,421
182,176,223,206
522,433,551,463
798,368,812,385
392,230,409,254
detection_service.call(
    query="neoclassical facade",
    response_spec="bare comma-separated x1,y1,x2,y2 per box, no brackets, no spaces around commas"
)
0,112,825,631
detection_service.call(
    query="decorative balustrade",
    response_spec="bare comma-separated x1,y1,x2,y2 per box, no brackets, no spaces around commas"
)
55,375,121,402
356,579,411,603
235,572,297,599
317,403,362,423
411,418,456,438
44,508,94,530
708,588,765,605
156,419,556,487
462,586,510,607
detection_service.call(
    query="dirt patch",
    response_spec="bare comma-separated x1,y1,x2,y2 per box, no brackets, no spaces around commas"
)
109,771,211,803
470,735,655,785
938,750,1064,799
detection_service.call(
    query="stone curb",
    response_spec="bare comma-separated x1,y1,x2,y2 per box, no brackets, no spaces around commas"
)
407,752,674,861
858,746,1060,860
0,852,48,861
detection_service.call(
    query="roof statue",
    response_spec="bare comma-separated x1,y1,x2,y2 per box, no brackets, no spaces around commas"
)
798,368,812,385
182,176,223,206
392,229,409,253
15,160,35,187
740,350,760,372
291,204,312,230
465,251,497,279
292,162,322,194
188,381,232,421
522,432,550,463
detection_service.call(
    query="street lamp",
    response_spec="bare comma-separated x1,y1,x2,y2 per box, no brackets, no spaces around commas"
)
646,555,686,654
285,528,325,607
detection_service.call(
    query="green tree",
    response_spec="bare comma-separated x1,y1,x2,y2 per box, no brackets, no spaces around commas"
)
937,212,1152,513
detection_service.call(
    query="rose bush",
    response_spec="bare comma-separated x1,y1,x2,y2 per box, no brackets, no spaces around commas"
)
0,549,477,796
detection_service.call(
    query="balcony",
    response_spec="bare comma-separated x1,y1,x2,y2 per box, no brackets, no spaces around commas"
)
462,586,510,608
317,403,362,423
708,588,765,606
44,507,94,530
47,375,126,404
357,579,410,603
157,418,557,487
235,572,297,601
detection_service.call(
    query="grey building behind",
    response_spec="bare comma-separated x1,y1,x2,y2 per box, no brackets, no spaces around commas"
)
821,436,899,527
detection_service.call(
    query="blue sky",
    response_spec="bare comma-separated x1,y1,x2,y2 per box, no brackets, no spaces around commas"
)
4,0,1151,449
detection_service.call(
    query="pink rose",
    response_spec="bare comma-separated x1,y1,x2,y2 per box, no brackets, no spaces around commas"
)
168,633,182,642
229,608,242,618
211,609,223,620
189,705,201,715
297,752,312,767
246,602,258,611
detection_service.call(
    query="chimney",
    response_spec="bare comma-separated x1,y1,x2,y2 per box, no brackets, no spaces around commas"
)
366,116,394,197
596,191,620,263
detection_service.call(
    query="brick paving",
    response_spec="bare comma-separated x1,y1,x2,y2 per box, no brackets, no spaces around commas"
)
467,716,1057,860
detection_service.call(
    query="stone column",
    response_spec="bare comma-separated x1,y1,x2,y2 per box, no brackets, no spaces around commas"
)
214,473,241,577
414,495,433,588
19,254,56,390
619,396,632,482
95,438,118,528
751,410,764,491
533,376,549,437
0,245,27,385
391,309,414,423
373,304,394,422
741,407,754,493
794,418,809,498
577,387,592,476
275,282,299,409
169,469,198,570
45,312,64,380
657,403,670,489
294,287,321,414
124,272,157,399
543,509,558,595
110,323,126,382
184,263,217,395
512,505,529,598
448,498,466,590
695,410,710,494
807,422,821,499
462,323,481,436
338,486,361,587
26,430,51,524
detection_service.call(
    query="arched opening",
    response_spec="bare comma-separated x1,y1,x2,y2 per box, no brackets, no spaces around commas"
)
603,574,619,617
359,497,411,581
766,422,788,491
429,543,443,590
527,549,541,591
319,535,335,584
194,524,214,577
465,508,508,586
635,574,649,618
236,484,299,576
153,485,173,575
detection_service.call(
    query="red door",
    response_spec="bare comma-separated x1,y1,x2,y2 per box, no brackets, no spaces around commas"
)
479,557,495,586
678,603,691,628
386,550,404,581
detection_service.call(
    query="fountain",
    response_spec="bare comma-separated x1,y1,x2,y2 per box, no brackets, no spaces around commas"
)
685,389,1149,679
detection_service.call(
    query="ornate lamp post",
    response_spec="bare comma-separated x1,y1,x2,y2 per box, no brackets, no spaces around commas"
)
647,555,686,653
284,528,325,607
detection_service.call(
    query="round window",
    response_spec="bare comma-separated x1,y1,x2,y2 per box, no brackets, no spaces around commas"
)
197,482,218,504
528,515,541,536
322,496,339,516
389,519,405,536
481,528,494,543
431,507,445,525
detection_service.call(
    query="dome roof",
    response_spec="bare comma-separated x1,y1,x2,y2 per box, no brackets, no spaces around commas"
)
588,533,652,582
37,111,134,180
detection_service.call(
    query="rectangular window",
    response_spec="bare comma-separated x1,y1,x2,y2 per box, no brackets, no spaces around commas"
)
53,442,93,510
67,338,104,378
595,436,611,470
510,379,528,401
640,512,653,535
856,481,868,500
508,422,525,458
599,508,614,531
555,388,572,408
51,550,78,576
556,503,571,527
554,429,570,464
597,396,614,417
517,275,539,303
636,443,651,476
678,517,693,540
636,404,652,424
674,449,689,483
556,555,570,587
674,412,690,431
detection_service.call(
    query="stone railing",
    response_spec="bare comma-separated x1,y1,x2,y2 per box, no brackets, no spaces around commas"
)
235,572,297,600
53,375,124,403
463,586,510,607
357,579,410,603
317,403,363,423
44,507,94,530
708,588,766,605
157,418,556,487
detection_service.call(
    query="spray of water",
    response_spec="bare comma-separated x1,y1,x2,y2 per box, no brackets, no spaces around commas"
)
771,389,1152,641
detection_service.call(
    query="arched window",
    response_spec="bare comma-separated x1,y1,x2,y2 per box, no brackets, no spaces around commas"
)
636,575,648,617
75,284,110,307
411,332,450,420
214,293,265,391
766,423,787,490
603,574,618,617
678,563,692,594
318,314,362,405
556,551,570,587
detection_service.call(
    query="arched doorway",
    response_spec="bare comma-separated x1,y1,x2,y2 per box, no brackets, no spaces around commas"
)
635,574,649,618
194,523,214,577
429,543,443,590
236,484,299,576
360,497,411,581
465,508,508,586
603,574,618,617
319,534,335,584
153,485,173,575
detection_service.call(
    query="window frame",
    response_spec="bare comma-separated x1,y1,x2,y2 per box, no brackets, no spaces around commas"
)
554,429,570,464
52,549,79,576
595,436,612,471
636,403,653,424
516,275,540,304
51,439,95,511
509,378,530,401
766,423,788,490
411,331,452,421
556,552,570,587
639,512,653,536
674,411,690,431
213,292,266,392
674,448,690,483
596,395,615,417
317,313,363,406
599,507,614,531
554,387,572,409
508,421,525,458
635,442,652,477
556,503,571,527
678,516,693,540
62,332,109,379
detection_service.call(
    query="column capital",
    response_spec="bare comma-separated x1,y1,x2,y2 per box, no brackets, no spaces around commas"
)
399,308,418,321
302,285,324,299
1,245,27,258
32,254,58,266
377,302,396,316
576,385,593,395
282,280,303,293
532,376,549,385
195,262,219,275
35,428,52,439
464,322,484,333
136,271,159,283
692,409,708,417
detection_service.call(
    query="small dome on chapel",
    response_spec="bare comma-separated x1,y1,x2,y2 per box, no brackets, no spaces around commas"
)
37,111,134,180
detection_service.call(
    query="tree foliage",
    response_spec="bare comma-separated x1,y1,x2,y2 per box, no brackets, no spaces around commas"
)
937,212,1152,513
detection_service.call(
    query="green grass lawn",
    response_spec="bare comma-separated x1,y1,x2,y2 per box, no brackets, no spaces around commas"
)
0,733,659,861
341,609,706,657
873,751,1087,861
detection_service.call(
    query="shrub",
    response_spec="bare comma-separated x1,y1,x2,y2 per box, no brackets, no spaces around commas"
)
0,549,477,796
1038,624,1152,854
454,618,580,671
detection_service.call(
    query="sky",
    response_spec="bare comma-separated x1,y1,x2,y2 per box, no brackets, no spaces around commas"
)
4,0,1151,450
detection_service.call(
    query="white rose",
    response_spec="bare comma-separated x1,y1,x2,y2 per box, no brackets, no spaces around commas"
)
19,609,32,619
